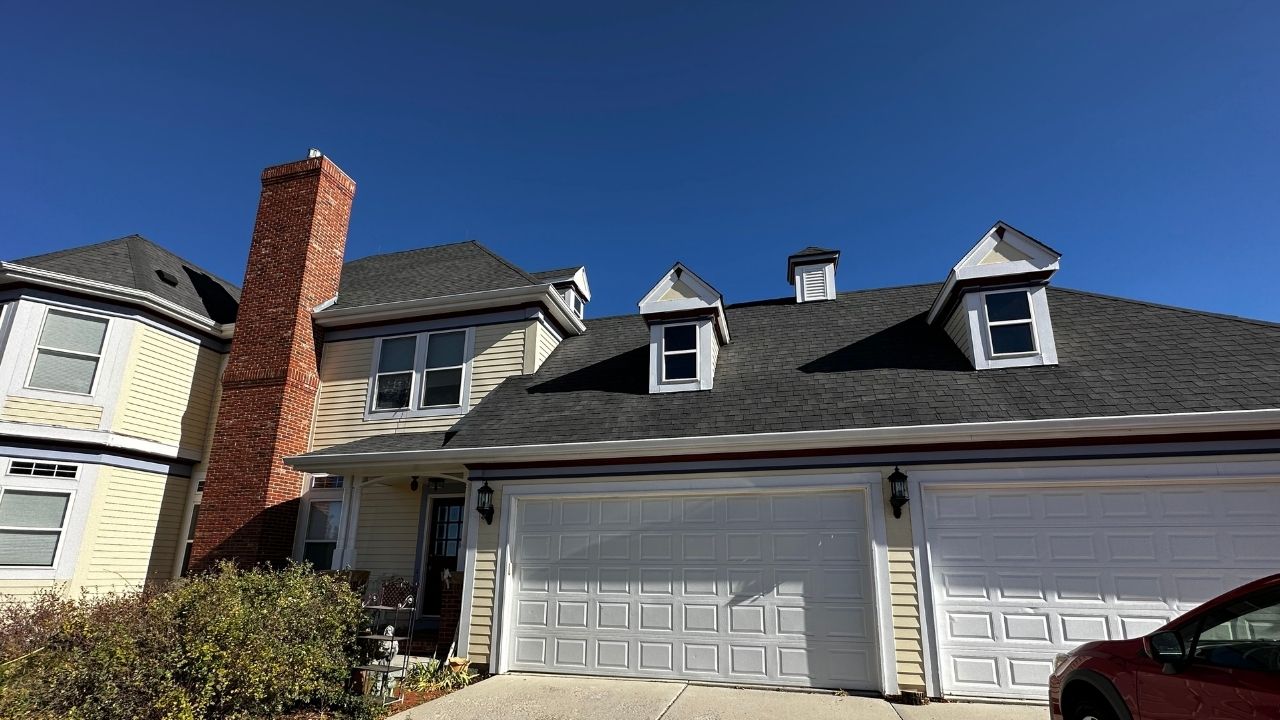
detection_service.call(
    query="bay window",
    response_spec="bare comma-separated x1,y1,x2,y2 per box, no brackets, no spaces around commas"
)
28,309,108,395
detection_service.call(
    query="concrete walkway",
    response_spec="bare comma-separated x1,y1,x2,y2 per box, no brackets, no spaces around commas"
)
387,675,1047,720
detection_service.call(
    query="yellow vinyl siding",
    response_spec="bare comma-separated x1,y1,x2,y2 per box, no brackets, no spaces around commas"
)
884,487,926,692
533,322,559,371
112,325,222,454
352,481,420,581
1,396,103,430
74,467,189,593
0,580,63,599
467,484,502,663
310,322,527,450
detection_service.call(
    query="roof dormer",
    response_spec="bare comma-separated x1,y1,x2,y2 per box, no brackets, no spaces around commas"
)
532,265,591,319
787,246,839,303
927,221,1062,370
638,263,729,393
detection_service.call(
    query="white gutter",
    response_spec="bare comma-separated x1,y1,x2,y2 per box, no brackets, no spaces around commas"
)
285,408,1280,472
312,284,587,335
0,263,232,339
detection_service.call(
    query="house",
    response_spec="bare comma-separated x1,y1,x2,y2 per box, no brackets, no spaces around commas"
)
3,152,1278,703
0,235,237,594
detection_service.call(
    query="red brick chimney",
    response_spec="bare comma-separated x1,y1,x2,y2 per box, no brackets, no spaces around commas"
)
191,152,355,570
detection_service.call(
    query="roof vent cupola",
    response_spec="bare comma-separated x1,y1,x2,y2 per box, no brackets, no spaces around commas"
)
787,247,840,303
637,263,730,393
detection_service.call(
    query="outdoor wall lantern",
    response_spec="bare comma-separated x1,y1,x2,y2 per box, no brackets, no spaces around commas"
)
409,475,420,492
888,466,910,519
476,481,495,525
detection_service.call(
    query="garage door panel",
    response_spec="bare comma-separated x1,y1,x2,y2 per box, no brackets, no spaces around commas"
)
928,482,1280,699
507,490,878,689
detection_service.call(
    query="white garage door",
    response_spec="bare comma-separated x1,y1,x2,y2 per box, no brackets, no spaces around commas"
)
504,489,880,689
925,481,1280,699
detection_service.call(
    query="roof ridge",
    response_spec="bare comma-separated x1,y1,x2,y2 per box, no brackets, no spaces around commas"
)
1053,286,1280,330
344,237,482,264
468,239,540,285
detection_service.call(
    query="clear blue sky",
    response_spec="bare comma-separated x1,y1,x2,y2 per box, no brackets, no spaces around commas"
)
2,1,1277,320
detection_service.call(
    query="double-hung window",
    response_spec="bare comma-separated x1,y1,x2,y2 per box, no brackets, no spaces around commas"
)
28,309,109,394
984,291,1037,355
0,488,72,567
372,336,416,411
369,329,472,416
661,324,699,381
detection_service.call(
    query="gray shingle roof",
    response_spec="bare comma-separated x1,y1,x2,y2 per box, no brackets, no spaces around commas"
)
530,266,583,283
300,431,451,457
441,284,1280,448
13,235,241,323
331,240,539,310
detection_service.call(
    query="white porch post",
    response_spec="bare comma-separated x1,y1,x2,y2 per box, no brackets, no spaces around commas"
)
456,468,477,659
335,477,363,569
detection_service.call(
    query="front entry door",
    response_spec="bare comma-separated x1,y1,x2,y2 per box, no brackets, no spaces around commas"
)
422,497,464,616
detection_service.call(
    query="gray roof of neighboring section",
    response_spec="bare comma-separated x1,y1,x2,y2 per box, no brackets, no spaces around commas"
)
330,240,540,310
299,431,452,457
13,235,241,323
530,266,583,283
297,283,1280,459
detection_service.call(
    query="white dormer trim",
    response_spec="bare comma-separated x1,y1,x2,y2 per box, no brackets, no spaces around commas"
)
952,285,1058,370
926,221,1061,325
638,263,730,343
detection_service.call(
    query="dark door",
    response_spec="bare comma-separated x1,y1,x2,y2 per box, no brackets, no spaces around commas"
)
421,497,464,615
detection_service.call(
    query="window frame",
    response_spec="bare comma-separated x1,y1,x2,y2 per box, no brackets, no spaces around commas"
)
982,289,1039,358
301,498,343,570
366,327,475,419
660,322,700,383
0,486,75,569
24,307,111,397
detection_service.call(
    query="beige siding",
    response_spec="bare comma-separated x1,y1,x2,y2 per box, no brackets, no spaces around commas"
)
310,322,527,450
352,480,420,582
74,467,189,592
0,579,63,600
111,325,222,454
467,483,502,664
884,483,926,692
978,240,1032,265
1,396,103,430
533,322,560,371
943,305,974,366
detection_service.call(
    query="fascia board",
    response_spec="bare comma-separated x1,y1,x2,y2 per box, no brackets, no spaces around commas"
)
284,408,1280,472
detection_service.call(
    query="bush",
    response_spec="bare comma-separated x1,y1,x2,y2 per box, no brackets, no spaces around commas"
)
402,657,476,693
0,563,383,720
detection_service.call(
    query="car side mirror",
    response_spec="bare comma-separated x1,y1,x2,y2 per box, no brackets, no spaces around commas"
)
1146,631,1187,673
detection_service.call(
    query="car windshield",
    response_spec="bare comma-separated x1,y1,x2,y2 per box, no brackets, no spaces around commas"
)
1192,586,1280,672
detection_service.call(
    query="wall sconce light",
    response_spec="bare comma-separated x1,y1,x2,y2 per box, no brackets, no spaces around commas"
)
476,481,494,525
888,466,909,519
409,475,420,492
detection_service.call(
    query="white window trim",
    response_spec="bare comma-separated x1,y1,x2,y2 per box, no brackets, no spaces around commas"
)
24,306,111,397
660,322,700,383
297,476,345,571
966,286,1058,370
369,333,418,412
983,290,1039,358
365,327,475,420
0,485,75,570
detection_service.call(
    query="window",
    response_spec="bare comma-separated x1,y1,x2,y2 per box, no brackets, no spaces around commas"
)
662,324,698,381
369,329,471,416
0,489,71,566
422,331,466,407
984,291,1037,355
562,289,585,318
302,500,341,569
180,504,199,576
8,461,77,479
28,309,109,394
372,336,416,410
1191,586,1280,672
310,475,344,490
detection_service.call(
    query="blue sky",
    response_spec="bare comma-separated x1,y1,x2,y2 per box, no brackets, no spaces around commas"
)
2,1,1277,320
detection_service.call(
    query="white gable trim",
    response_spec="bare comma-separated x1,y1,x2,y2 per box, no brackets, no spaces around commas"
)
638,263,731,342
926,222,1061,325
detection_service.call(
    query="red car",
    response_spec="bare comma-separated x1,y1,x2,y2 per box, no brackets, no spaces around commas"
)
1049,573,1280,720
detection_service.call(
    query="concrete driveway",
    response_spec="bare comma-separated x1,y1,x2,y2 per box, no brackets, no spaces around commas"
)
388,675,1047,720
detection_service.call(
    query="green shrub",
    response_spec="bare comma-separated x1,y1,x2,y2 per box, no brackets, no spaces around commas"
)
402,658,476,693
0,563,383,720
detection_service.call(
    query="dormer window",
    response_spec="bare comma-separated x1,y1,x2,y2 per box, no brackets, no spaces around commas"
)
984,291,1037,355
661,324,699,381
368,328,474,417
561,288,586,319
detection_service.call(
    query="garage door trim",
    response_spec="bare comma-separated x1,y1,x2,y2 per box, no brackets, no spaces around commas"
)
491,472,896,694
910,463,1280,700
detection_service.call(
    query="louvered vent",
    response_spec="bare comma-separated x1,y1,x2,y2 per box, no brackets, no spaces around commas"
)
801,267,826,301
787,248,839,303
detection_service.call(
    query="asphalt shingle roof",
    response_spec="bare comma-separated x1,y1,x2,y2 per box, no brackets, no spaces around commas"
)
441,283,1280,448
530,266,583,282
14,235,241,323
331,240,539,310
